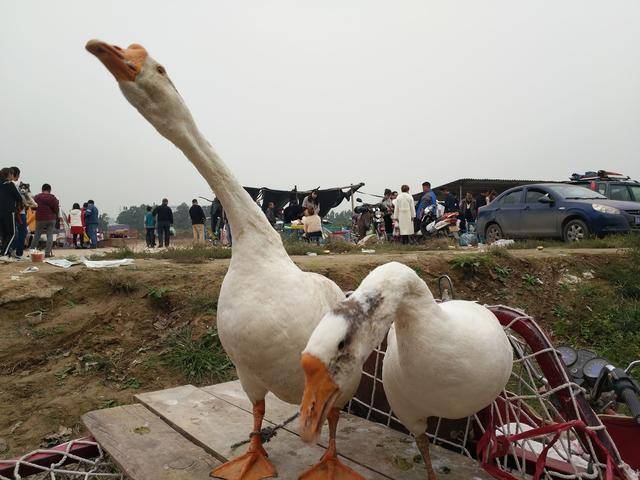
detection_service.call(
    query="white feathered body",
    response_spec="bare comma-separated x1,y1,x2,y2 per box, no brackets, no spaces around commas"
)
382,299,513,435
218,257,344,405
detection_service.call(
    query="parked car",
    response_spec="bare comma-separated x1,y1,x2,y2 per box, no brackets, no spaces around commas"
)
476,183,640,243
568,172,640,202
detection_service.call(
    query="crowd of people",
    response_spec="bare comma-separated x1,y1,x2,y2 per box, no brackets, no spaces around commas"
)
138,189,324,248
139,189,325,249
255,184,499,246
141,198,209,249
0,166,101,261
377,181,498,244
2,172,502,260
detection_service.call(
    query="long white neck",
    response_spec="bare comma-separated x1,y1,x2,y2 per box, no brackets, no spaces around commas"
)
129,87,292,264
350,262,441,357
177,124,290,261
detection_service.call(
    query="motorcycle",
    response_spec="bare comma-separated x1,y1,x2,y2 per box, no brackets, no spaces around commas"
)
352,198,387,243
419,202,459,238
557,346,640,423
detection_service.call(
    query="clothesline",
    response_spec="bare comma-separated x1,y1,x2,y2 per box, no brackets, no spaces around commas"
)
357,190,384,199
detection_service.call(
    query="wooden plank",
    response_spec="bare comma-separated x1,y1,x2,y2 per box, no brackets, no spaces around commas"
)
136,385,386,479
82,404,219,480
204,381,493,480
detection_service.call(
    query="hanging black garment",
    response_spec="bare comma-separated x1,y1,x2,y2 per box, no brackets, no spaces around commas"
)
241,184,363,218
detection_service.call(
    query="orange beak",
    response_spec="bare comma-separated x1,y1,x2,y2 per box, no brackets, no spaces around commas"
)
299,353,340,444
85,39,147,82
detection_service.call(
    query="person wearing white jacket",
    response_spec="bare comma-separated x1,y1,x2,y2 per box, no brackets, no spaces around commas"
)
392,184,415,244
67,203,85,248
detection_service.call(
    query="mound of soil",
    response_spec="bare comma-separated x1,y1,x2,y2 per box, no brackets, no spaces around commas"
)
0,249,627,457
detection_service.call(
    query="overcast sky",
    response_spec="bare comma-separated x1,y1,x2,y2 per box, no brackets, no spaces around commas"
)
2,1,639,216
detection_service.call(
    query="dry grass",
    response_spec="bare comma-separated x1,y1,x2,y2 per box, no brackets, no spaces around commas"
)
95,233,633,265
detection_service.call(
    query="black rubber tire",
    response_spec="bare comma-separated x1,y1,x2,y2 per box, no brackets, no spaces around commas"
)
485,223,503,244
420,218,430,238
563,219,589,242
437,227,450,238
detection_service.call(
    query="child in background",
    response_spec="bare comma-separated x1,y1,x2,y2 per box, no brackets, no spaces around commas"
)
144,206,156,248
68,203,85,248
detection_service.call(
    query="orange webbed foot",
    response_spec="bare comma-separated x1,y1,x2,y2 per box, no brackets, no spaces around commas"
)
210,446,277,480
298,451,365,480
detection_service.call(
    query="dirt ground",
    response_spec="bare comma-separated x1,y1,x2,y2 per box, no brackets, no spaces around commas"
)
0,247,626,457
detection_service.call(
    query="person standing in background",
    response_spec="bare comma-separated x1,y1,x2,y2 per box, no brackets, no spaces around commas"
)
302,189,320,216
459,192,477,233
30,183,59,257
381,188,394,240
153,198,173,248
68,203,85,248
264,201,277,227
9,167,30,260
416,182,436,217
210,196,222,238
415,181,436,231
189,199,206,244
393,184,415,245
390,191,400,241
0,168,22,259
442,187,459,213
144,206,156,248
475,189,488,216
84,200,100,249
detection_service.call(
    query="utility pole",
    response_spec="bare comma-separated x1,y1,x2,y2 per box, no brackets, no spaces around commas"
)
350,184,355,213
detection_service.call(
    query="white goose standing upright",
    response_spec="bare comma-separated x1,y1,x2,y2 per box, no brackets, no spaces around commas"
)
86,40,363,480
299,261,513,479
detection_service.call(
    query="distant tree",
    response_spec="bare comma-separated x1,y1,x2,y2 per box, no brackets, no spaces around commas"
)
324,208,352,228
173,202,192,232
99,213,111,233
116,204,149,232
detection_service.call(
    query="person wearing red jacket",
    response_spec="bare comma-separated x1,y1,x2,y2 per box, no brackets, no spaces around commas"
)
29,183,59,257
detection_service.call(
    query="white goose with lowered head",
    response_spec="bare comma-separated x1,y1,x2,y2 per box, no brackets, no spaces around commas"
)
300,261,513,479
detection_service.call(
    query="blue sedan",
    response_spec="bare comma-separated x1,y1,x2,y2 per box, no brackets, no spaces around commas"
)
476,183,640,243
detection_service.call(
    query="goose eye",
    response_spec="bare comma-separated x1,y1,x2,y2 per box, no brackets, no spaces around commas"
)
338,340,346,351
156,65,166,74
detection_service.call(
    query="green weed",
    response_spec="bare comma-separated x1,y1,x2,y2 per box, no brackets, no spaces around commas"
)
547,239,640,371
105,274,139,294
99,399,122,409
487,247,513,260
552,305,568,319
93,247,136,260
505,234,634,251
494,265,511,277
522,273,542,287
450,254,489,273
146,286,173,311
121,377,141,390
97,245,230,263
185,291,218,316
162,326,233,384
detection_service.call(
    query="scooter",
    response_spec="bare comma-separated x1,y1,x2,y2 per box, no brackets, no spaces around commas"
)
419,202,459,238
371,204,387,242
